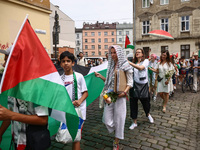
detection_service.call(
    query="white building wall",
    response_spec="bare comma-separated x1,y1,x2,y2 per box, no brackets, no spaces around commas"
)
75,32,82,56
50,3,75,54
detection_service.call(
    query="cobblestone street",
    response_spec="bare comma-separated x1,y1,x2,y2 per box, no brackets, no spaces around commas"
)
49,86,200,150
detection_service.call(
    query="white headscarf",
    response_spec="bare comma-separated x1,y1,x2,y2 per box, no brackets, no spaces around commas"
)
104,45,133,90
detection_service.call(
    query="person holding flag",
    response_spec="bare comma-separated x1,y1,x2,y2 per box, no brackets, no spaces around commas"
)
0,16,79,149
0,46,49,150
55,51,88,150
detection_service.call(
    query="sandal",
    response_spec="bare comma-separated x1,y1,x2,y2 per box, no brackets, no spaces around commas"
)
162,107,166,113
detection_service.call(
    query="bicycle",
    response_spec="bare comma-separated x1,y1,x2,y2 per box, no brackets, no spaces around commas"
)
182,68,193,93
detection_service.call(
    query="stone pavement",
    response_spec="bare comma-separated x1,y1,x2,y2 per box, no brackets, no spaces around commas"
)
49,86,200,150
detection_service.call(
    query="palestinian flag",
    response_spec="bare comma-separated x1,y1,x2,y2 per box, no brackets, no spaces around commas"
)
0,16,79,140
125,35,135,49
55,62,108,106
48,62,108,136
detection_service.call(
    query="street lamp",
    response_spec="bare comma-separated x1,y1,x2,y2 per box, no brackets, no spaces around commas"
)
53,11,60,61
133,0,136,54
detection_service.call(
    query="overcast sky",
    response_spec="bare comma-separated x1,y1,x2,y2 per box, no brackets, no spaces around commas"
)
50,0,133,28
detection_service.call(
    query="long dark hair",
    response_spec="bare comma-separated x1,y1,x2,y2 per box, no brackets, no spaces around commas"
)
160,50,170,66
133,48,145,63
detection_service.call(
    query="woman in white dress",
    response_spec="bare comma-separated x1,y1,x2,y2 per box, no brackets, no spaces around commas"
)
149,50,174,113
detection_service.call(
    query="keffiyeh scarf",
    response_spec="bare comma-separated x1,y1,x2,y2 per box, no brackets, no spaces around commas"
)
104,45,133,90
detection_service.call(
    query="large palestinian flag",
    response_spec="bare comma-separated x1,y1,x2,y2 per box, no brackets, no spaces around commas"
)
0,16,79,140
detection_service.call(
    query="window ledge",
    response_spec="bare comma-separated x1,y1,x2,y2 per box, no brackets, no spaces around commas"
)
160,4,169,5
180,30,190,33
142,34,150,36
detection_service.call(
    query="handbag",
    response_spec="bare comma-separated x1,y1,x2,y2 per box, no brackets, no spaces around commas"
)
157,75,163,82
114,70,127,92
131,82,149,98
55,107,83,144
26,124,51,150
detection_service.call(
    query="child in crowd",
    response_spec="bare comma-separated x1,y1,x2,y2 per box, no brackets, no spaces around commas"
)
59,51,88,150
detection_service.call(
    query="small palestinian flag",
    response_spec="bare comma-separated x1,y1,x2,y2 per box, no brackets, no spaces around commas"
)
125,35,134,49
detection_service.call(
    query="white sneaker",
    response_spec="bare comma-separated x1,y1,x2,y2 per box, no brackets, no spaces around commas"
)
153,96,157,102
148,114,154,123
129,123,137,130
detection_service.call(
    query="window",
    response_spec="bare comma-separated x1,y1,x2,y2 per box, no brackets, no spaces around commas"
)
85,39,88,43
181,0,190,2
119,38,122,42
92,45,95,49
126,31,129,35
161,46,168,52
76,34,79,39
112,38,115,42
77,47,79,51
76,40,80,46
104,45,108,49
142,21,150,34
181,16,189,31
161,18,168,32
105,51,108,54
98,45,101,49
91,32,95,36
98,32,101,36
181,45,190,59
99,51,101,55
104,32,108,36
85,52,88,57
143,47,150,59
104,38,108,43
160,0,169,5
92,52,95,56
85,45,88,50
98,38,101,43
119,31,122,35
85,32,87,36
91,39,95,43
111,31,114,35
142,0,150,8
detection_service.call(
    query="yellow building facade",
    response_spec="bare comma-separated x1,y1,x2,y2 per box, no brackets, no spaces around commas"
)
0,0,51,66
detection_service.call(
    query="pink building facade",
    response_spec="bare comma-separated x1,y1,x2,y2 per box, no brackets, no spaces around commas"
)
82,22,117,57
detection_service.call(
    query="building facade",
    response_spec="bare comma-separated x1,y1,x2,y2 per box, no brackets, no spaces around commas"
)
0,0,51,66
50,3,75,58
75,28,83,57
133,0,200,58
82,22,117,57
116,23,133,56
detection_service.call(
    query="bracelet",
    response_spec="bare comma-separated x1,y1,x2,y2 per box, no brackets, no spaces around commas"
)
123,92,129,101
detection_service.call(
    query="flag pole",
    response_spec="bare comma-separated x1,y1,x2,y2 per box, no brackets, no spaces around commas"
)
0,14,29,93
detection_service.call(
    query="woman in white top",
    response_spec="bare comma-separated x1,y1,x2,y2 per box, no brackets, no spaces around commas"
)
95,45,133,150
128,48,154,130
149,50,174,113
148,54,158,101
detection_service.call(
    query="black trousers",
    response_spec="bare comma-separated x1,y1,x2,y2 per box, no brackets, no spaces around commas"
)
130,97,151,119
